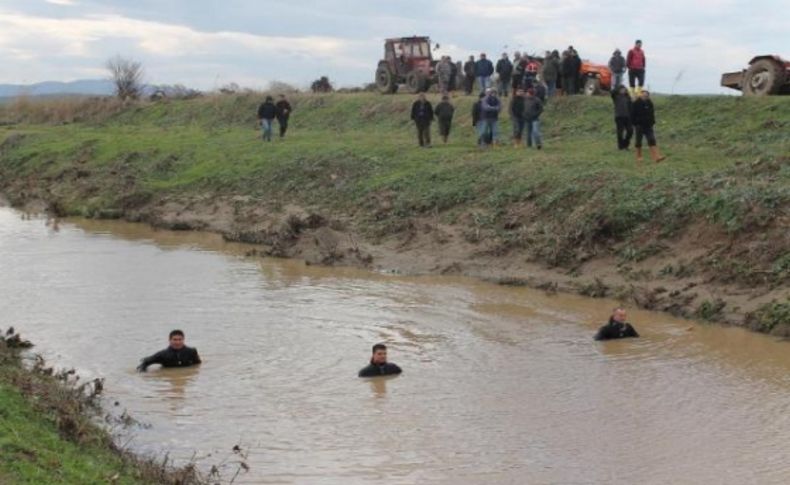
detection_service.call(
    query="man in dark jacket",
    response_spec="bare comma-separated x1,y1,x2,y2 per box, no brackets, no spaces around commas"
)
275,94,292,139
611,85,633,150
358,343,402,378
561,50,577,95
410,93,434,147
434,95,455,144
463,56,476,95
471,92,485,144
257,96,277,141
137,329,202,372
475,53,494,93
541,50,561,97
478,89,501,147
631,90,665,162
608,49,627,89
594,308,640,340
495,52,513,97
627,40,646,94
510,89,526,146
522,88,544,149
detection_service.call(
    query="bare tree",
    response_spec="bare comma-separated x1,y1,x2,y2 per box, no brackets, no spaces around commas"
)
106,55,144,100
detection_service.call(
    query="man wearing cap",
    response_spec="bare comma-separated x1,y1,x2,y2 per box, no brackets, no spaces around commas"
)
627,40,647,95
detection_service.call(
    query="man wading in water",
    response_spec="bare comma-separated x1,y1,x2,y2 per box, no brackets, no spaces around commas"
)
594,308,640,340
137,329,202,371
358,343,402,377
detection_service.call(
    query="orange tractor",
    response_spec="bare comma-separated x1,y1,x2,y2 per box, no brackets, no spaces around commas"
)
721,55,790,96
375,36,437,94
580,60,614,95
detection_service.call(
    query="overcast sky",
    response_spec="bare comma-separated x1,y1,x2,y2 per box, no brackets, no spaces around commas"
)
0,0,787,93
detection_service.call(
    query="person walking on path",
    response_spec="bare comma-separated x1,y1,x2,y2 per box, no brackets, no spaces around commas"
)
608,49,627,89
541,50,561,98
436,56,453,93
475,53,494,93
611,85,633,150
257,95,277,142
495,52,513,97
275,94,292,139
510,89,526,146
627,40,646,95
479,88,501,147
522,88,544,149
463,56,476,95
410,93,434,148
434,95,455,144
631,90,665,162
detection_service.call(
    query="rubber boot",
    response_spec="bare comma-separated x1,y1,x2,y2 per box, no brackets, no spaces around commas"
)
649,146,666,163
635,147,644,162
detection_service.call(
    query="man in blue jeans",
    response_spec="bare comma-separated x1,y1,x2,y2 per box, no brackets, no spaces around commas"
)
475,53,494,93
257,95,277,142
523,88,544,149
478,88,501,147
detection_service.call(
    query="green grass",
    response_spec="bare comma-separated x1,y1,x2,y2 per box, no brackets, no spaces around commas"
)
0,384,147,485
1,92,788,279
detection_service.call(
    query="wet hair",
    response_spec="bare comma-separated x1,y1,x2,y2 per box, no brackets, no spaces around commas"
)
169,329,185,339
372,343,387,353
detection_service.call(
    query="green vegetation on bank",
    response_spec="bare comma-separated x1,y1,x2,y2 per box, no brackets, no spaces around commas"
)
0,92,788,327
0,332,203,484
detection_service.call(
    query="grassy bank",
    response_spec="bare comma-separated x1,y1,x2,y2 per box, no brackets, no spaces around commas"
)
0,330,204,484
0,92,788,334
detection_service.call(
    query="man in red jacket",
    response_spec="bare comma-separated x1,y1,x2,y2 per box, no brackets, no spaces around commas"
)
626,40,646,95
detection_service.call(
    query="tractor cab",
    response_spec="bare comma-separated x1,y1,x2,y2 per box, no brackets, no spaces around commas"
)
376,36,436,94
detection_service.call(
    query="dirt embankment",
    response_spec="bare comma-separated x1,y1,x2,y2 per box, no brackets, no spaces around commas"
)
6,184,786,337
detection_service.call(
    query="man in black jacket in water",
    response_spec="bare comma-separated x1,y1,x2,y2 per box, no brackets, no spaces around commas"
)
594,308,640,340
137,329,202,371
358,343,402,378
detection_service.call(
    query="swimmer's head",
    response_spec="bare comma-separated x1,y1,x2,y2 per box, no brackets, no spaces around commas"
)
611,308,627,324
371,343,388,365
169,329,185,350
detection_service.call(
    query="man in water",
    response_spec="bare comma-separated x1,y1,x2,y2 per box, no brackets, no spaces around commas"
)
137,329,202,372
594,308,640,340
358,343,402,377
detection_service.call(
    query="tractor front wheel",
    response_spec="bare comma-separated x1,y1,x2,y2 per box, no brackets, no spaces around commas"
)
743,59,785,96
584,77,602,96
406,71,428,93
376,64,397,94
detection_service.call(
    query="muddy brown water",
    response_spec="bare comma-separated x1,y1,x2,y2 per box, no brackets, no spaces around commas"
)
1,206,789,484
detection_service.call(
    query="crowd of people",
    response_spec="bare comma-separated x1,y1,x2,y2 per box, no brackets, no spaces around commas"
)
256,40,662,162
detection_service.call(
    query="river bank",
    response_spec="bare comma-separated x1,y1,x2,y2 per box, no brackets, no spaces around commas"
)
0,329,205,484
1,93,788,336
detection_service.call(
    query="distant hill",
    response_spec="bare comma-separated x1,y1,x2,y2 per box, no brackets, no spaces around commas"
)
0,80,115,98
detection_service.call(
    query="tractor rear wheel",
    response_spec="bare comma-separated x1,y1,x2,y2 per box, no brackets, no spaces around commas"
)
406,71,428,93
376,64,397,94
743,59,785,96
584,77,602,96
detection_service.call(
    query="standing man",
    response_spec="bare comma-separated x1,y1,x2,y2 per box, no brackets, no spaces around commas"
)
475,53,494,93
627,40,646,95
479,88,501,147
410,93,434,148
608,49,627,89
275,94,292,139
256,95,277,142
570,47,582,94
631,90,665,163
137,330,202,372
522,88,544,149
561,50,576,95
358,343,403,378
510,89,526,147
495,52,513,98
436,56,453,94
449,57,459,91
463,55,477,95
611,85,633,150
434,94,455,144
541,50,561,98
472,92,485,145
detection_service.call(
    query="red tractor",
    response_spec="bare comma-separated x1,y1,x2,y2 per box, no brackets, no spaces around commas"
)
375,36,436,94
721,55,790,96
